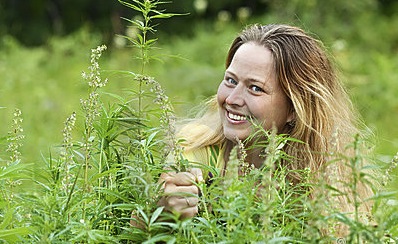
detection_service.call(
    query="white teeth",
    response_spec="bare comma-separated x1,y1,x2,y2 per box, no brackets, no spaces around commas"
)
228,112,246,121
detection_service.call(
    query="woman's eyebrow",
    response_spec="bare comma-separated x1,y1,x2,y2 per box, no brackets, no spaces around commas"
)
224,70,237,77
248,77,272,90
248,77,265,84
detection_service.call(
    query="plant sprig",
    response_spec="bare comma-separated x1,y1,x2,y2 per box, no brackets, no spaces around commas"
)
118,0,183,74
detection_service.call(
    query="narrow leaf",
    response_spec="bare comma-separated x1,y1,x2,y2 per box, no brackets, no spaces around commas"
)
149,206,165,225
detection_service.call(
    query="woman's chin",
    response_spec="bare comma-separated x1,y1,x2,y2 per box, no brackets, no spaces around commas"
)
223,130,249,142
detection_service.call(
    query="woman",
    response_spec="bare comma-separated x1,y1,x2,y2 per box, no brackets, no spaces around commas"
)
157,24,374,234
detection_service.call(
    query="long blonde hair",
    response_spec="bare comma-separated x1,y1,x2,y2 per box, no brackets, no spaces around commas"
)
181,24,360,163
178,24,373,222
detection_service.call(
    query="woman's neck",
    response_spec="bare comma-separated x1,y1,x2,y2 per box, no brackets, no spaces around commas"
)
246,147,264,168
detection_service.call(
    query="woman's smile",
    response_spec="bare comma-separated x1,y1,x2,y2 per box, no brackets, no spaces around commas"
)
227,110,248,122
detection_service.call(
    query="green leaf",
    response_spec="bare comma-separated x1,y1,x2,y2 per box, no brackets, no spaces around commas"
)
149,206,165,225
0,208,13,229
133,19,145,28
151,14,177,19
96,187,130,203
0,161,27,180
120,17,135,24
367,190,398,201
145,38,158,46
0,227,31,242
142,233,176,244
136,33,144,45
137,207,149,225
118,0,143,12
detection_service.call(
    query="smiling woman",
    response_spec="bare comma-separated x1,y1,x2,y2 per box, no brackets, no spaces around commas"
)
157,23,376,237
218,42,294,143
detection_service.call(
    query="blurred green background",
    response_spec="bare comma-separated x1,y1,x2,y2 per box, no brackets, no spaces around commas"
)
1,0,398,165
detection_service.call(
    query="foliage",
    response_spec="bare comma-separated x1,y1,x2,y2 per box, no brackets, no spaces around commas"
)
1,0,398,243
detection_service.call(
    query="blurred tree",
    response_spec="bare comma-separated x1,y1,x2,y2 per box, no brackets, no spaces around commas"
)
1,0,269,46
265,0,378,29
378,0,398,16
1,0,125,46
0,0,395,47
2,0,51,45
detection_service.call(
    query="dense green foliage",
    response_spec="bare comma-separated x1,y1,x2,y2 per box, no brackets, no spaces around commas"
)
1,0,398,242
1,0,398,160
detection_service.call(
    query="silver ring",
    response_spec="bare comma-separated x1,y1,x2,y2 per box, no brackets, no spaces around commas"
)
185,198,191,206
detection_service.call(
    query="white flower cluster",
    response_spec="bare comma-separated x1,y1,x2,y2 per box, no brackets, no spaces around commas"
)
60,112,78,194
6,108,25,162
144,75,176,140
62,112,76,148
382,152,398,186
81,45,108,88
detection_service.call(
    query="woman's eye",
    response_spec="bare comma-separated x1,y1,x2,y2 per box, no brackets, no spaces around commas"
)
250,85,264,93
226,78,238,85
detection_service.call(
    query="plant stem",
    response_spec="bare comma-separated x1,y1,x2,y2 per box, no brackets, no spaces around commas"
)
351,135,360,243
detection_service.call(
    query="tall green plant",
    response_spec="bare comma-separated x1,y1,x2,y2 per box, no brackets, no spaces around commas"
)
2,0,398,243
118,0,182,130
113,1,190,242
0,109,31,242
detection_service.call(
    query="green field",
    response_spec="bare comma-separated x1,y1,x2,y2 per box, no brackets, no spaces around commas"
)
1,15,397,163
1,0,398,241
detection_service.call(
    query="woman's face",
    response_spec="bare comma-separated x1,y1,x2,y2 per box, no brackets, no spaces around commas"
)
217,42,294,141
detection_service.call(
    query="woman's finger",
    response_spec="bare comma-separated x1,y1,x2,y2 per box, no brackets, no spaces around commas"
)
183,196,199,208
164,196,199,211
180,206,198,219
164,184,199,195
189,168,204,183
165,171,196,186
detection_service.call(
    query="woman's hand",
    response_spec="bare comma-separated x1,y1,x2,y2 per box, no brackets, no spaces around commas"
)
157,168,203,219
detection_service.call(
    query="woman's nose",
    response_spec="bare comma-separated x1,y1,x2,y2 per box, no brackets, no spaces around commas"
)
225,85,244,106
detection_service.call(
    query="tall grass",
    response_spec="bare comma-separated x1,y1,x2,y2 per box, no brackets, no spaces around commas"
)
1,0,398,242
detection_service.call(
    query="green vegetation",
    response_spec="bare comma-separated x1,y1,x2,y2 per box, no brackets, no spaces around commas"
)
1,0,398,242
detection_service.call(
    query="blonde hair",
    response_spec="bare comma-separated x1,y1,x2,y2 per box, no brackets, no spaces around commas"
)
178,24,374,233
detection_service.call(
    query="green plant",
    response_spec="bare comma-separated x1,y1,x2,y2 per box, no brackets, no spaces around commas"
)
0,109,31,242
18,0,185,242
1,0,398,243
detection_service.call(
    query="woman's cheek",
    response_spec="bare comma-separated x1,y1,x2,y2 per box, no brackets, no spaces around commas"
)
216,84,227,107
